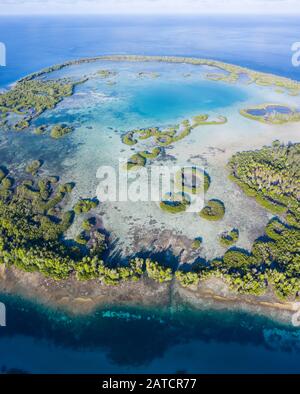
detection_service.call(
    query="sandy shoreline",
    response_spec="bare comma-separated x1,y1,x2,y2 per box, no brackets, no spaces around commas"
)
0,264,297,325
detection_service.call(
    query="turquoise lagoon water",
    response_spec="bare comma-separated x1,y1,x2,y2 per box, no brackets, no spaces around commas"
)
0,15,300,374
0,60,249,175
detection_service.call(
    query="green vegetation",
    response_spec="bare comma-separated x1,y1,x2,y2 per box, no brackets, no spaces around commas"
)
121,115,226,174
0,169,77,279
174,216,299,298
0,167,8,182
34,125,47,135
146,260,173,283
122,116,225,149
228,141,299,223
138,71,160,79
139,147,161,159
219,229,239,247
90,230,106,257
122,131,137,146
1,177,14,190
97,70,117,78
192,239,202,249
160,192,191,214
74,199,99,215
0,163,173,284
125,153,147,171
175,167,211,194
199,199,225,221
13,119,30,131
0,140,299,301
0,78,81,132
155,133,174,146
50,124,73,139
176,270,199,288
16,55,300,97
240,104,300,124
82,218,95,231
192,114,227,126
75,231,89,245
206,72,239,84
25,160,43,175
135,127,160,140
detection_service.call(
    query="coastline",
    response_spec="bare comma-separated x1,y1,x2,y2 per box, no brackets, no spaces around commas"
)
0,264,297,325
0,54,299,326
17,54,300,94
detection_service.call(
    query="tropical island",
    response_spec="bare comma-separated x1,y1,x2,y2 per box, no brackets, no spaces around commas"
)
0,55,299,321
240,104,300,124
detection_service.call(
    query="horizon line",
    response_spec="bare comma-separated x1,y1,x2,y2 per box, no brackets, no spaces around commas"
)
0,12,300,16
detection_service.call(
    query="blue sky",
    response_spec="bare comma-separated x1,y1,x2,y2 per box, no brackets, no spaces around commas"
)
0,0,299,15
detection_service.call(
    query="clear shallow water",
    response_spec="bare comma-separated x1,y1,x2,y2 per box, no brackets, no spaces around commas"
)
129,79,241,121
0,60,249,179
42,60,248,125
0,15,300,373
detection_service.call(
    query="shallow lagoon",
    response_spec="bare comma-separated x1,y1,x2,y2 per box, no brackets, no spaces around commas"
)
1,59,300,261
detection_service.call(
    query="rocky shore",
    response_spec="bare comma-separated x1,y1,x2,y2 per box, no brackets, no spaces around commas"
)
0,264,297,325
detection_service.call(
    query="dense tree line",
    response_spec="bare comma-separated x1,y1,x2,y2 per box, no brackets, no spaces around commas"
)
0,142,299,300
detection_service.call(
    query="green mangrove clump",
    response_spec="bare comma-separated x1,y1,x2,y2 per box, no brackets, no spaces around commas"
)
0,167,8,182
192,114,227,126
199,199,225,221
240,104,300,124
97,69,117,78
125,153,147,171
34,125,48,135
82,218,95,231
1,177,14,190
192,239,202,249
50,124,73,139
139,147,161,159
219,229,239,247
74,199,99,215
122,131,137,146
76,231,90,245
25,160,43,175
160,192,191,214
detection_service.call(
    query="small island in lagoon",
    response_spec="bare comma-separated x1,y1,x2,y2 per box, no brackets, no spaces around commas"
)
0,55,299,322
240,103,300,124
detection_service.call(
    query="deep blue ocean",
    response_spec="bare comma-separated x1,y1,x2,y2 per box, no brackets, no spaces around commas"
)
1,15,300,87
0,15,300,374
